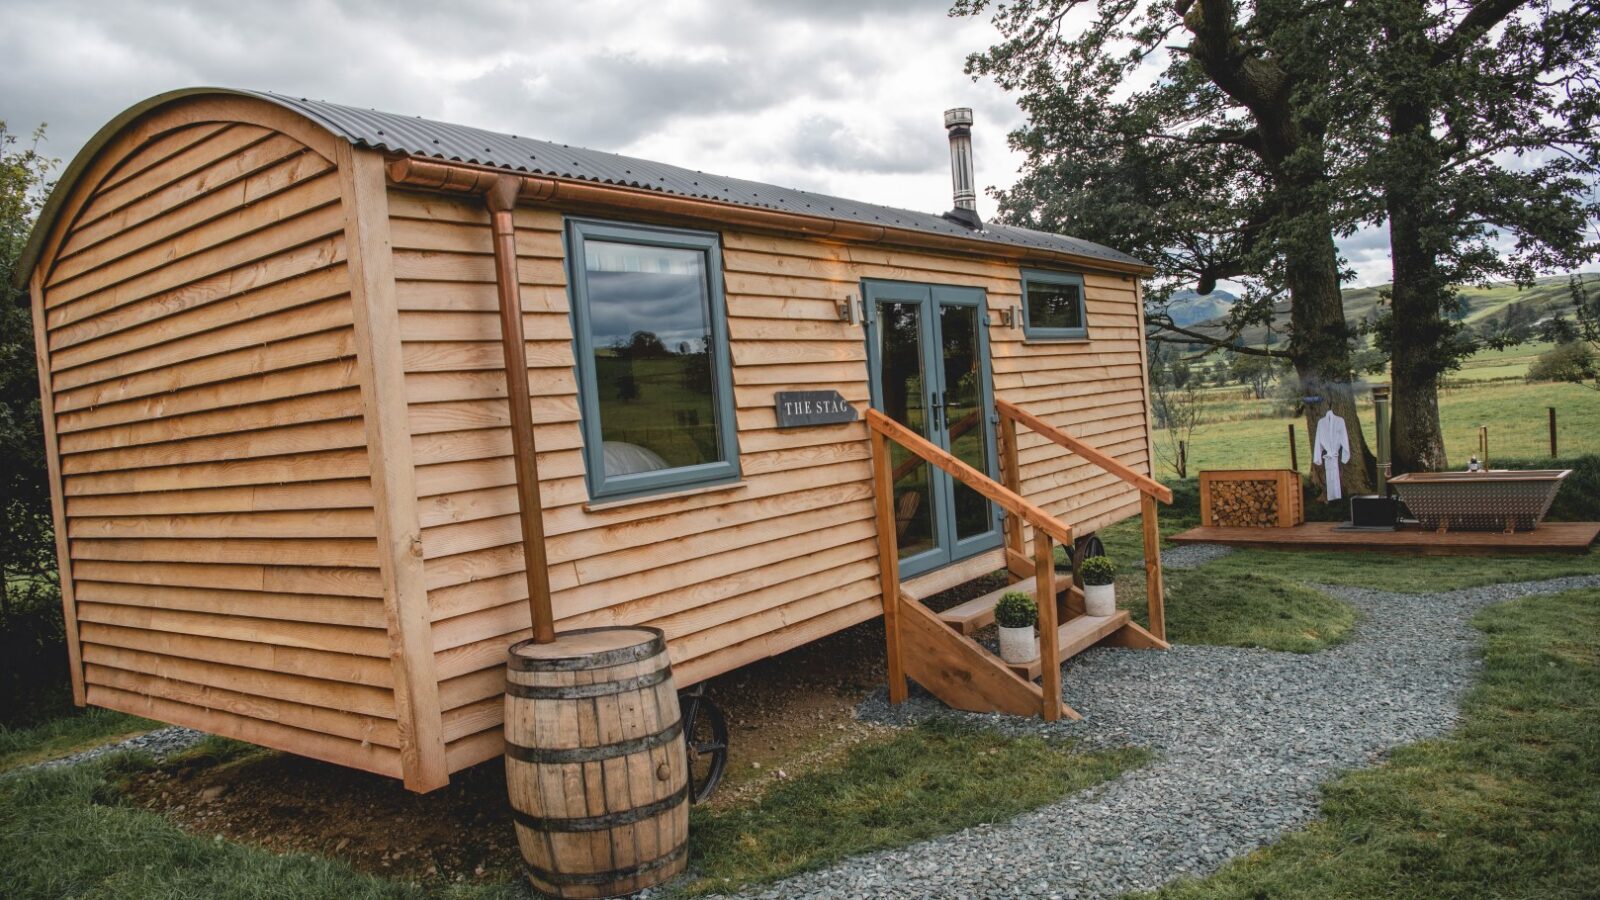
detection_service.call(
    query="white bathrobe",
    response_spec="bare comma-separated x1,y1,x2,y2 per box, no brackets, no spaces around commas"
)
1312,410,1351,502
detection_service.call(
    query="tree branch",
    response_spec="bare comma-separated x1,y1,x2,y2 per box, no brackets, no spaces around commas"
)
1433,0,1528,65
1147,314,1293,358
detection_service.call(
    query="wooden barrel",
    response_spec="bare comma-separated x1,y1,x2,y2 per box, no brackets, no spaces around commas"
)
504,626,688,899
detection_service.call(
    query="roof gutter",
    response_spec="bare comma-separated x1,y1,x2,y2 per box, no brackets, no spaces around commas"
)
386,156,1153,277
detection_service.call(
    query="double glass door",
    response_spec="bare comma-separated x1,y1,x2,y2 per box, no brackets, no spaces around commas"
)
864,280,1002,578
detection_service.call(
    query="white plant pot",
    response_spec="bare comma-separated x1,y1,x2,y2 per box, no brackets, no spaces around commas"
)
1084,582,1117,617
997,624,1037,664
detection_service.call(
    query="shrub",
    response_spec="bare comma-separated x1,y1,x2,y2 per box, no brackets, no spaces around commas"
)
994,591,1037,629
0,579,70,728
1080,555,1117,586
1526,341,1598,386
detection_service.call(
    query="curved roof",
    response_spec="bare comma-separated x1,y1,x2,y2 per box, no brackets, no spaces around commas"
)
17,87,1147,287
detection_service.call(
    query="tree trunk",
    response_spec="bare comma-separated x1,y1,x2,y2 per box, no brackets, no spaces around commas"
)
1286,224,1378,498
1381,3,1453,475
1182,0,1377,497
1387,197,1451,474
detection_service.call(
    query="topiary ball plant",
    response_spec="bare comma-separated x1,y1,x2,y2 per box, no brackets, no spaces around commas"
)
994,591,1038,629
1079,555,1117,586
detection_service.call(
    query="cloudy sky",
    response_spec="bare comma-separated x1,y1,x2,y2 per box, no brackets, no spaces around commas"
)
3,0,1572,288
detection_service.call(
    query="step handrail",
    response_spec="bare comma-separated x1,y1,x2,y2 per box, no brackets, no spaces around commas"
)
995,399,1173,504
866,409,1074,546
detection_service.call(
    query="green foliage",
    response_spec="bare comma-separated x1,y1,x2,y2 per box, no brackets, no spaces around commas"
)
683,720,1148,894
1528,341,1600,388
1,578,73,728
0,123,56,591
1079,555,1116,586
1,123,61,727
993,590,1038,629
1137,588,1600,900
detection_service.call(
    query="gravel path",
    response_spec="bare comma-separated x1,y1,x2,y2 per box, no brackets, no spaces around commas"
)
10,726,207,776
1143,542,1234,571
739,573,1600,899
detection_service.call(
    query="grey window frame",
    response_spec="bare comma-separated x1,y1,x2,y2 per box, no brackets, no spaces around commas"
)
1020,268,1090,340
564,217,741,501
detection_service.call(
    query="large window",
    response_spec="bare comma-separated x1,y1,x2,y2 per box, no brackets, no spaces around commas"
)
566,219,740,500
1020,269,1089,340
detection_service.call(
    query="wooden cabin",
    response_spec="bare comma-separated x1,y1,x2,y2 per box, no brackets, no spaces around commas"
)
19,89,1169,792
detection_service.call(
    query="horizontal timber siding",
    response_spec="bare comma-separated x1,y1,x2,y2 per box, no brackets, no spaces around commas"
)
393,191,1154,771
35,116,401,779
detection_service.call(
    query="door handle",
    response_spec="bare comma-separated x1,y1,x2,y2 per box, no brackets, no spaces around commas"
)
929,391,945,433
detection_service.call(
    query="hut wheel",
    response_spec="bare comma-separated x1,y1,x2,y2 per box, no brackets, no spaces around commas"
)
679,684,728,804
1071,533,1105,570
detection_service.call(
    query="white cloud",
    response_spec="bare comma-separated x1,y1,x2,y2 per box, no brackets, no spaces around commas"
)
1,0,1024,219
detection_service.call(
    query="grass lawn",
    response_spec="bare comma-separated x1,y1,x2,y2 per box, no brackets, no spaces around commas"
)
679,720,1147,895
1135,587,1600,899
0,707,155,772
1119,569,1359,653
1199,546,1600,593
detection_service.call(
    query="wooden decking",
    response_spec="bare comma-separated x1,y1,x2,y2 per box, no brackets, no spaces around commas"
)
1170,521,1600,555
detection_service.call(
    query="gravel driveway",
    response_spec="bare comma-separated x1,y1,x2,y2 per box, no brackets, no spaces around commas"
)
738,572,1600,899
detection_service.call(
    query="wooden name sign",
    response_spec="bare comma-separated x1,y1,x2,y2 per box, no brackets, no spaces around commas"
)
774,390,858,428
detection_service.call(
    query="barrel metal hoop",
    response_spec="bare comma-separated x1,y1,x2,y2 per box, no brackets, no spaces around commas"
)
505,666,671,699
511,783,687,833
507,627,667,672
505,719,683,764
523,841,687,888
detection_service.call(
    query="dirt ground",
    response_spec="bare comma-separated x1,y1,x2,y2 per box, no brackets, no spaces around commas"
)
118,576,1010,888
119,615,891,886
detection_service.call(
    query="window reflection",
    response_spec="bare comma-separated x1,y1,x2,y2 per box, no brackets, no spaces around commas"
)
582,240,722,476
1026,279,1085,331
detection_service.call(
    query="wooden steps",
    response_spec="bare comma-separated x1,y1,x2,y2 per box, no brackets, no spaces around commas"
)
936,575,1082,635
1005,610,1150,681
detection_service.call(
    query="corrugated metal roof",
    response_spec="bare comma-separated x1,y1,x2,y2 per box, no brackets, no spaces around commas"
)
257,92,1144,269
16,88,1147,287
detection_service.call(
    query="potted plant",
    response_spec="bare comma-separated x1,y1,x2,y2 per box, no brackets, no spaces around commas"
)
1080,556,1117,616
994,591,1038,664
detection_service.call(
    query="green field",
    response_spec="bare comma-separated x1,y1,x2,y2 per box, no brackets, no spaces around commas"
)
1170,379,1598,476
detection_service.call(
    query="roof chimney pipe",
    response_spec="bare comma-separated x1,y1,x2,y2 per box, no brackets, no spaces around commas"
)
942,108,981,229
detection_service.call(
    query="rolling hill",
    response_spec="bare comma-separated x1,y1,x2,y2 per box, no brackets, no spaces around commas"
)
1177,272,1598,345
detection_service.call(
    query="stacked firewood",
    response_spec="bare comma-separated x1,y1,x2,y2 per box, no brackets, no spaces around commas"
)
1209,479,1282,527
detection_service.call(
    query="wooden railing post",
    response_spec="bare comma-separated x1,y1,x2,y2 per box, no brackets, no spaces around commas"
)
869,425,908,704
1034,529,1062,721
998,409,1027,579
1141,492,1166,642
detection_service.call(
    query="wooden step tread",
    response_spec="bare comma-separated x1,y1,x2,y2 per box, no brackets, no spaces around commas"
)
936,576,1082,635
1005,610,1131,680
937,576,1037,634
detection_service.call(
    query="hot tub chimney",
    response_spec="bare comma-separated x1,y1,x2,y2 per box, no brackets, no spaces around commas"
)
943,108,981,229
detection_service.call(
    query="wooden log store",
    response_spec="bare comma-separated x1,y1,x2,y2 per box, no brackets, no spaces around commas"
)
18,88,1171,795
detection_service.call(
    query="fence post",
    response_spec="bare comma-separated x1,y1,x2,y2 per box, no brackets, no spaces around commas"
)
1549,407,1557,458
1288,424,1298,472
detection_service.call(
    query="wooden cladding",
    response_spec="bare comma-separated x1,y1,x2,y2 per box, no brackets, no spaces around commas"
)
31,103,404,783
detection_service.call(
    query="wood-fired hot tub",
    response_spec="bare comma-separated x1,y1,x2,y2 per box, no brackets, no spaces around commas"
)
1388,470,1570,532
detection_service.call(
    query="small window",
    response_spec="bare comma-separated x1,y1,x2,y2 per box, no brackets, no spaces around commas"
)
1020,269,1088,339
565,219,740,500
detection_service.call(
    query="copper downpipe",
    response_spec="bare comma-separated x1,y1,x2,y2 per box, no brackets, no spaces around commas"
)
486,175,556,644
